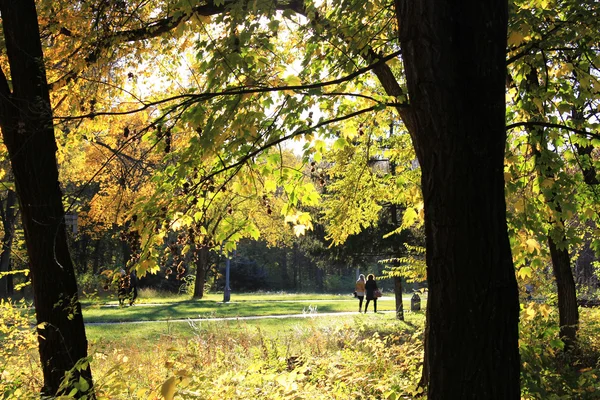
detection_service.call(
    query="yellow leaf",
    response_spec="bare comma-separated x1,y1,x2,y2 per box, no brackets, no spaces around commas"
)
161,376,178,400
293,224,307,236
517,266,533,279
526,239,540,254
401,208,418,228
284,75,302,86
508,30,525,47
538,304,551,319
525,304,536,320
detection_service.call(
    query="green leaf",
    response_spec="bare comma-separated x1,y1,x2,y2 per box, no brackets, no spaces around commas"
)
332,137,348,150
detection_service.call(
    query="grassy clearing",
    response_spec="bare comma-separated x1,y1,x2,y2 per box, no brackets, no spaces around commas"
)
84,311,423,344
82,293,423,323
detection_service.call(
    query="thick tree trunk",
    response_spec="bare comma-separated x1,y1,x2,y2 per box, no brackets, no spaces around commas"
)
0,0,93,396
0,189,17,299
397,1,520,397
193,245,209,299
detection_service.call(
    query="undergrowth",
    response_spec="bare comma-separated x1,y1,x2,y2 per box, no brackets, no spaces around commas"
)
2,299,599,399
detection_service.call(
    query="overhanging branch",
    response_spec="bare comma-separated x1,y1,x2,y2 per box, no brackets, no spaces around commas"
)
55,49,406,121
506,121,600,140
200,104,380,184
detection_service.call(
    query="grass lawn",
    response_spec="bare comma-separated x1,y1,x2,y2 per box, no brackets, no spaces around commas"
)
85,311,425,344
81,291,427,323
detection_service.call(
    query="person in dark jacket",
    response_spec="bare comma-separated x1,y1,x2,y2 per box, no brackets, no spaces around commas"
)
364,274,379,313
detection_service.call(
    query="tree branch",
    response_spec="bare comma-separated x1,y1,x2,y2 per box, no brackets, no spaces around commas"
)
200,105,380,184
506,121,600,140
48,0,307,90
55,50,406,121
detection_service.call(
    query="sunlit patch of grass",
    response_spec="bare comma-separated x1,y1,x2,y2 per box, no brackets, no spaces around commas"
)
81,292,426,324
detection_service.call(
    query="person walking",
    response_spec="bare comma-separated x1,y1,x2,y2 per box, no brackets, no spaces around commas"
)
364,274,379,313
355,274,366,312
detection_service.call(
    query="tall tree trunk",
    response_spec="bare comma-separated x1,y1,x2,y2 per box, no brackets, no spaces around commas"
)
193,245,209,299
526,69,579,350
0,0,93,396
393,277,404,320
397,1,520,397
548,236,578,349
0,189,17,299
390,201,404,321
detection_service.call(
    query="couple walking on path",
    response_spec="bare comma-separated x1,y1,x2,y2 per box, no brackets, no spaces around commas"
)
355,274,380,313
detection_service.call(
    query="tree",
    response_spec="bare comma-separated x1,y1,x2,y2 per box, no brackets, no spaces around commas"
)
35,0,522,396
505,0,600,350
0,0,93,396
397,1,520,397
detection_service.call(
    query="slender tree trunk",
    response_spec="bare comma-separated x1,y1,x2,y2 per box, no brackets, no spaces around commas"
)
393,277,404,320
0,189,17,299
390,200,404,321
525,69,579,349
548,236,578,349
0,0,93,396
397,1,520,397
193,245,209,299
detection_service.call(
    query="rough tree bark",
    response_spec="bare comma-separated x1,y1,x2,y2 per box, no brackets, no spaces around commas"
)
0,0,93,396
548,235,579,349
0,188,17,299
396,0,521,397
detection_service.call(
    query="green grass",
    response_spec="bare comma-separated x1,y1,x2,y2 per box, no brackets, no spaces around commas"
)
85,311,426,346
81,293,425,323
